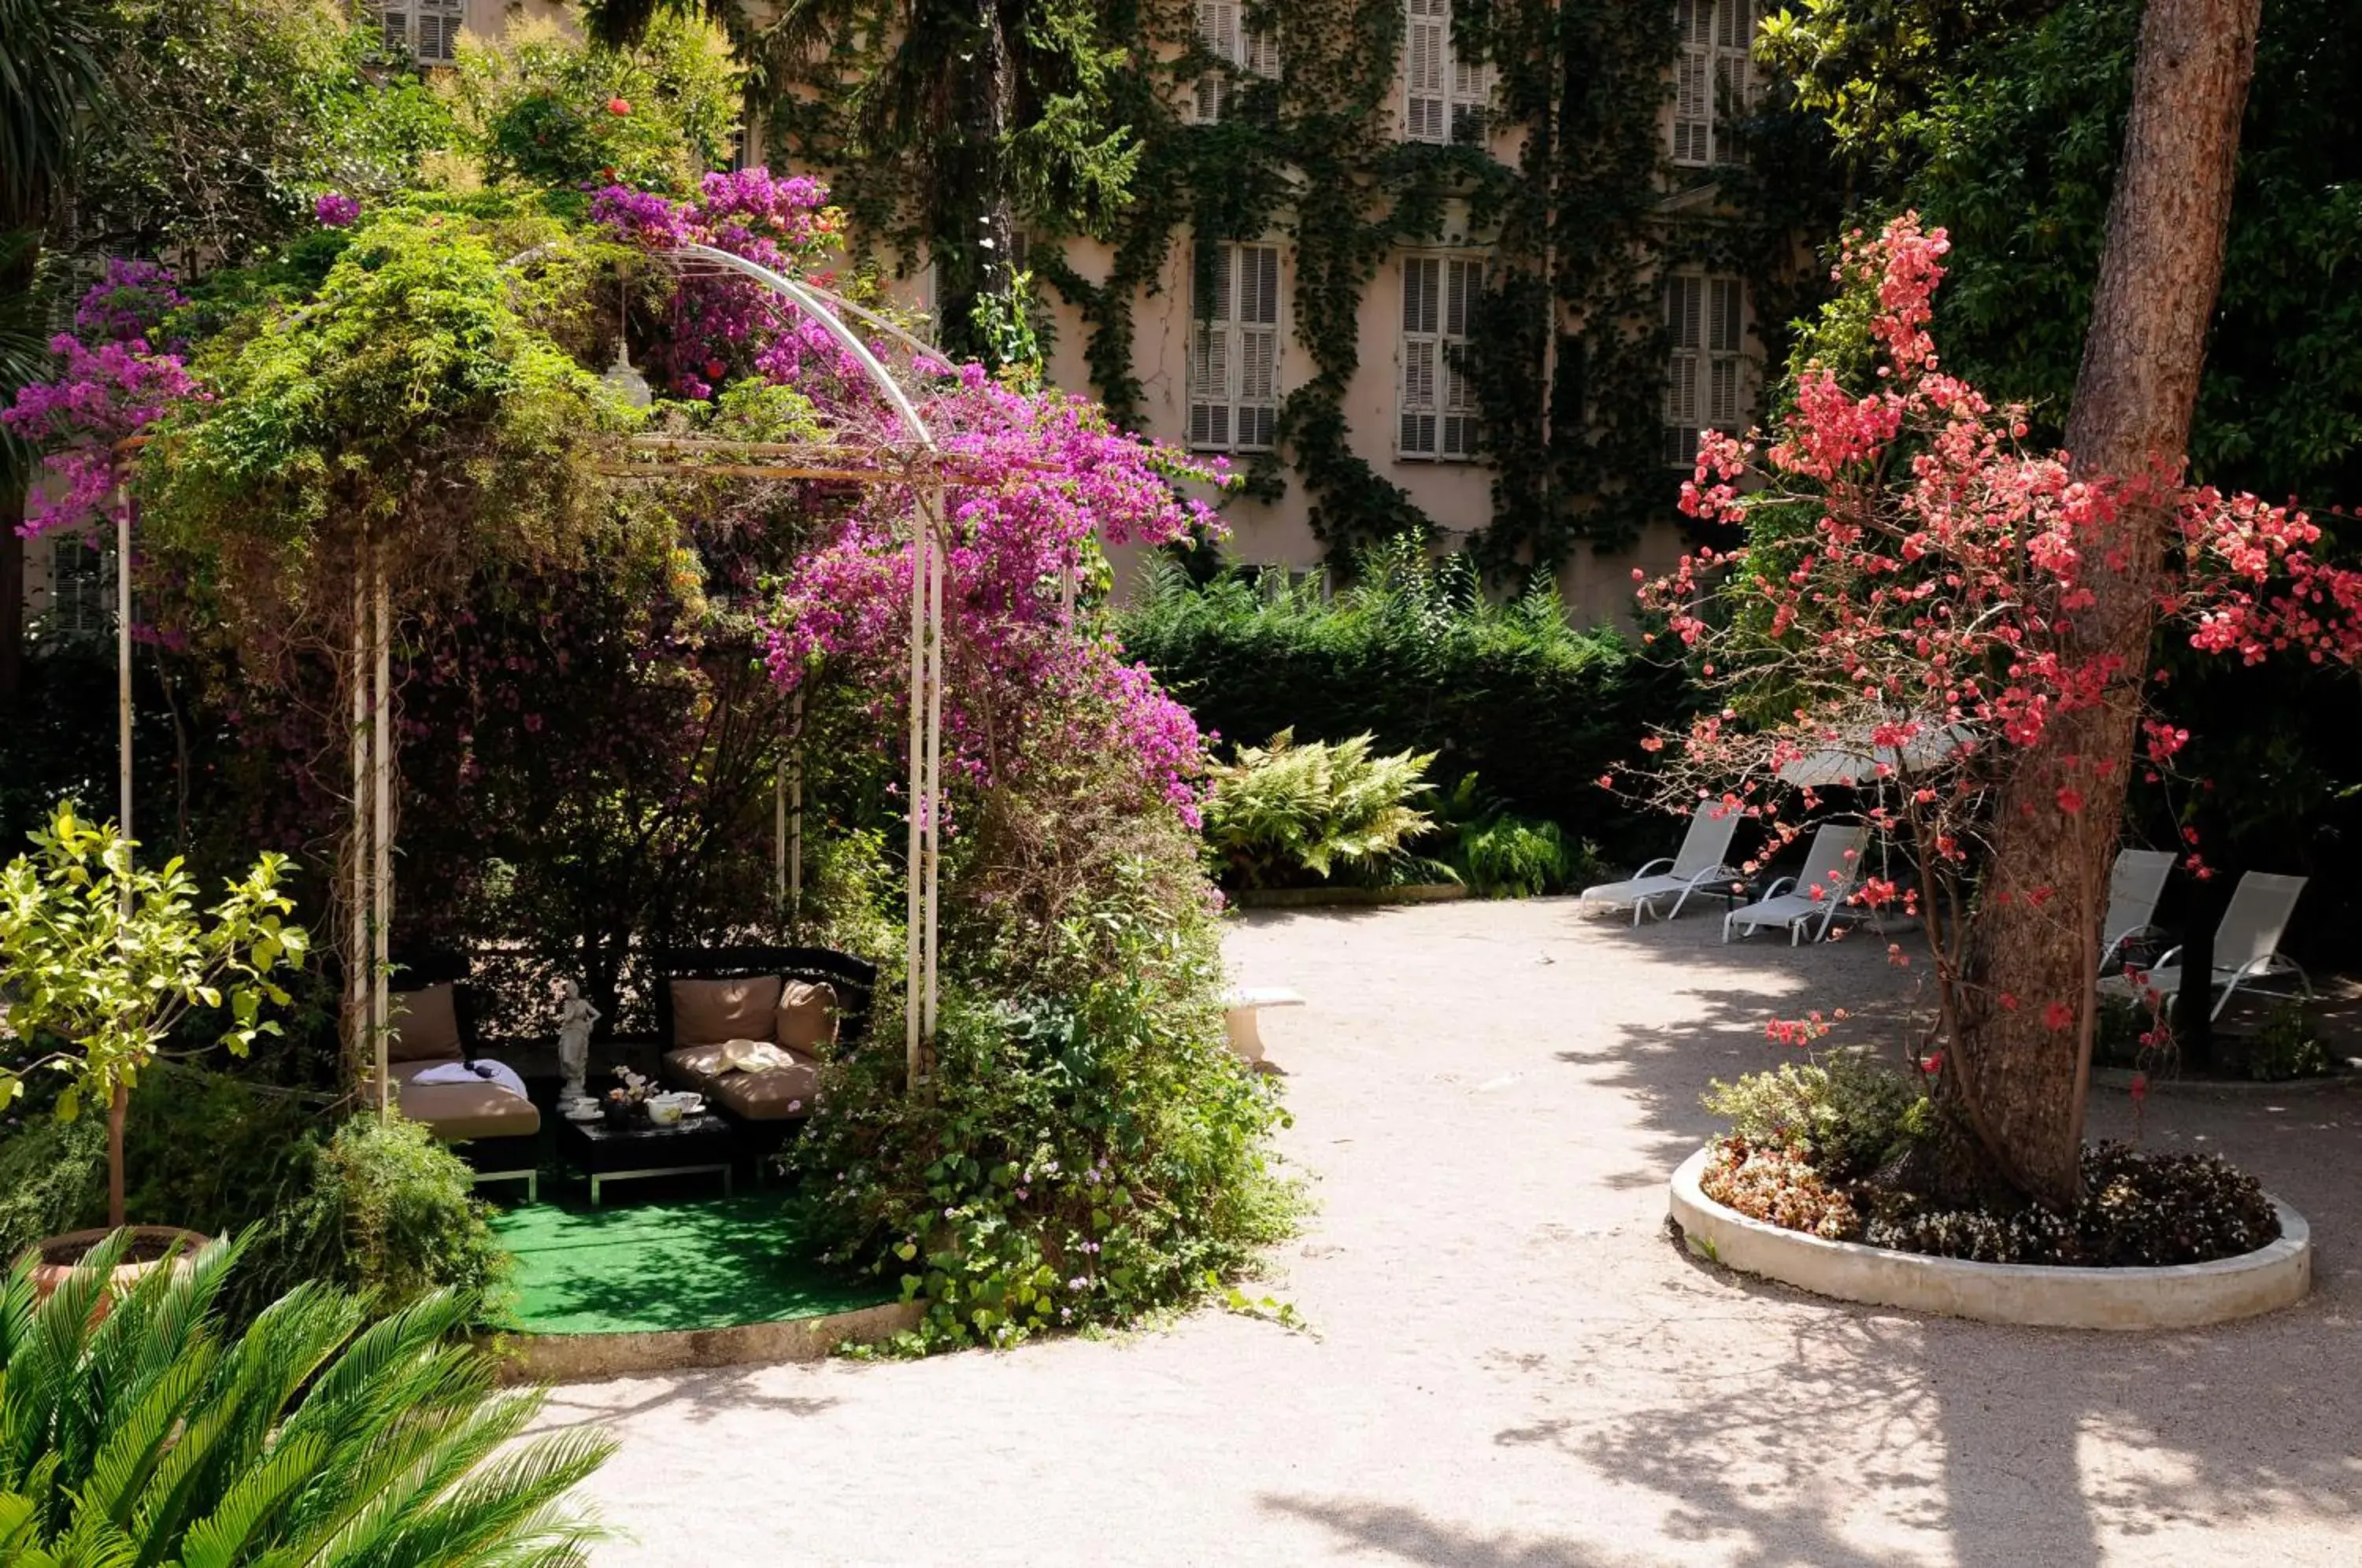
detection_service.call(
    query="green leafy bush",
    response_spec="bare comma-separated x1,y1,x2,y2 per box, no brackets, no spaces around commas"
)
1201,730,1441,889
446,13,744,193
1457,814,1597,898
0,1074,509,1324
2242,999,2332,1082
0,1231,611,1566
793,721,1301,1352
1119,542,1679,858
1702,1052,1931,1182
257,1115,512,1315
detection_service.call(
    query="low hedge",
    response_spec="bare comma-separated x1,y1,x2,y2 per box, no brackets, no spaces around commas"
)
1117,547,1683,859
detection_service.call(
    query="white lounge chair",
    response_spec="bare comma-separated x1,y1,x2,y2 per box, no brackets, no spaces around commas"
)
1579,806,1745,926
1722,823,1869,945
2103,871,2312,1022
2099,848,2175,974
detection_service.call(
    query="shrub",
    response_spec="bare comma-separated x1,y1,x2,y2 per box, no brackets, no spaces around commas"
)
1457,814,1597,898
793,719,1301,1351
1698,1139,1862,1241
2242,999,2331,1082
0,1232,611,1566
0,1074,509,1325
1201,730,1442,888
1119,542,1679,858
257,1115,513,1315
1701,1052,1931,1181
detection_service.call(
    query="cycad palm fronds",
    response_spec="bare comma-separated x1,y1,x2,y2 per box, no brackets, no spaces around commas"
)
0,1232,615,1568
1203,729,1439,887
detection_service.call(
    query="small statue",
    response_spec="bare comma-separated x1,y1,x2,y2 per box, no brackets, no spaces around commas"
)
556,979,602,1111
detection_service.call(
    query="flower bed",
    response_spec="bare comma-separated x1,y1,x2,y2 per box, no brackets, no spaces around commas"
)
1697,1136,2280,1268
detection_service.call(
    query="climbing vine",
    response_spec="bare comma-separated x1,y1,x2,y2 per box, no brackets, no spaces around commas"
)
753,0,1838,571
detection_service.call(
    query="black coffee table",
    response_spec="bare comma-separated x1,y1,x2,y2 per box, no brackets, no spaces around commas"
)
557,1111,736,1205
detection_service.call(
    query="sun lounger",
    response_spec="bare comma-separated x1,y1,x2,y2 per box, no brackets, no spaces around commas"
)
1722,823,1869,945
1579,805,1745,926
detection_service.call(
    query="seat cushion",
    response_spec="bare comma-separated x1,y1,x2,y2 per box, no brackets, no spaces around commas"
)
671,975,783,1046
774,981,839,1052
664,1042,820,1122
396,1075,541,1142
387,984,463,1062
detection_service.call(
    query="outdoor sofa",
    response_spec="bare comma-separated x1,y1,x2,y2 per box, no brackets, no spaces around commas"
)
383,955,541,1198
655,945,876,1137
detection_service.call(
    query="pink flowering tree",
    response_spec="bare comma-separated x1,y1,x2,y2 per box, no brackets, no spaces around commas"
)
1625,216,2362,1204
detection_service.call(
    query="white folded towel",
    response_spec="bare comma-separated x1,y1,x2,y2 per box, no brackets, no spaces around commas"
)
409,1059,530,1100
714,1037,795,1074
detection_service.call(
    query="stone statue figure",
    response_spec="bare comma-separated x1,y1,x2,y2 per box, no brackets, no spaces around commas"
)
556,979,602,1109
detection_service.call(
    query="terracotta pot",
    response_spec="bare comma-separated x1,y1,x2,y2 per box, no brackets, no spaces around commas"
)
24,1226,210,1311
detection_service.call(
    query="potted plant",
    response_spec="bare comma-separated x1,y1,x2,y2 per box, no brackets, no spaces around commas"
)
602,1066,655,1126
0,803,307,1296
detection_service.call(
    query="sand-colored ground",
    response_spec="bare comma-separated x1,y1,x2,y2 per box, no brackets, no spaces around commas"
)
545,898,2362,1566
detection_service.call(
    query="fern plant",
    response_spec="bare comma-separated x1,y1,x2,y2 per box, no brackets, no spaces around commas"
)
0,1231,614,1566
1201,730,1440,888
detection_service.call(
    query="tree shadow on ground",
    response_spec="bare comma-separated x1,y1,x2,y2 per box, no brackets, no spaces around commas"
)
1256,1493,1651,1567
1524,900,2362,1567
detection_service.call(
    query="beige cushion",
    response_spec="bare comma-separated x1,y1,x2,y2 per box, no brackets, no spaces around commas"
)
395,1076,541,1142
663,1041,820,1122
670,975,783,1047
387,985,462,1063
774,981,839,1052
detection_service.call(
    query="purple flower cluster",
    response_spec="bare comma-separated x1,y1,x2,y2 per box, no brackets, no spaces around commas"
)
314,190,361,228
4,265,198,538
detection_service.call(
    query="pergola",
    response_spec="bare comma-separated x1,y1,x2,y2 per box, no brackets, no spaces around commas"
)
112,241,988,1104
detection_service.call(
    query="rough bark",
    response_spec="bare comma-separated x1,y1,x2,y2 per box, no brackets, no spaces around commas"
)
1948,0,2261,1207
106,1080,128,1230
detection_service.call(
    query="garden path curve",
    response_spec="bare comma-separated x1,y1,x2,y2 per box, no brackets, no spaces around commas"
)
542,899,2362,1566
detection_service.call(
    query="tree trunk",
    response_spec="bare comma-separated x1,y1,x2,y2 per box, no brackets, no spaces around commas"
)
933,0,1017,363
1947,0,2261,1207
106,1080,128,1230
0,483,24,707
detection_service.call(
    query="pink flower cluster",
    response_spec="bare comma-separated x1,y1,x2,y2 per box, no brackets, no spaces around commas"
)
1629,212,2362,1046
3,263,198,538
765,368,1227,822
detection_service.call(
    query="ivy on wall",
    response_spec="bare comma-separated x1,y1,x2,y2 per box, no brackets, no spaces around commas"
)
752,0,1837,572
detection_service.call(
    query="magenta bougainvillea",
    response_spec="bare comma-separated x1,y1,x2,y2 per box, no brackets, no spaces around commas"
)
3,261,195,538
1626,213,2362,1048
598,168,1229,823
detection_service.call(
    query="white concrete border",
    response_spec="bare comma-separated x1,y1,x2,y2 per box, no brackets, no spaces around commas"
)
1668,1146,2311,1330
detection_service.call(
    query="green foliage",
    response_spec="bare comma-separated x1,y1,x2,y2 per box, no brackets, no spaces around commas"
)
72,0,454,264
1702,1052,1931,1182
794,708,1300,1352
1456,812,1595,898
0,806,306,1222
0,1074,509,1327
0,1231,612,1566
2241,1000,2331,1085
1120,540,1679,856
1202,730,1440,889
447,14,744,193
263,1115,512,1313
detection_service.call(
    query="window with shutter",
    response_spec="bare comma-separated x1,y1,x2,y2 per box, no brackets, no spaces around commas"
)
1399,254,1482,460
376,0,462,65
1403,0,1489,143
1189,242,1282,453
1671,0,1753,167
1664,271,1746,466
1194,0,1277,123
41,532,112,640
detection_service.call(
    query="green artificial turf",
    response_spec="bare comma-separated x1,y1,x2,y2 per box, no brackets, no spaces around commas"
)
490,1193,897,1337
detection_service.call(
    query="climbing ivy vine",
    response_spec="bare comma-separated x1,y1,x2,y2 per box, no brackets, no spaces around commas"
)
752,0,1837,571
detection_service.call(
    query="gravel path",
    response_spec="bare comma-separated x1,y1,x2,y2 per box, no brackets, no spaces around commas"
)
544,899,2362,1566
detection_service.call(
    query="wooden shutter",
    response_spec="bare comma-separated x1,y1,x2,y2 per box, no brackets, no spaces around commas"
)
380,2,409,54
1190,243,1232,449
1706,276,1743,428
1194,0,1235,120
1439,257,1479,457
1449,53,1489,141
1242,25,1279,79
1664,273,1702,465
1673,0,1711,165
1236,246,1280,449
1405,0,1447,142
1399,257,1439,456
414,0,461,62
